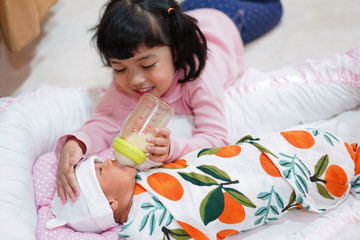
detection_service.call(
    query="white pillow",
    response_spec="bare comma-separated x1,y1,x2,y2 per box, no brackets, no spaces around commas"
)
225,53,360,143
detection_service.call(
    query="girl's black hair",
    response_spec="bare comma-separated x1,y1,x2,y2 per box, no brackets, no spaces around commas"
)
92,0,207,83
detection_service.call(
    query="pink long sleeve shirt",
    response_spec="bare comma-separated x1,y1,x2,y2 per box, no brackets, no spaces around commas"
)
56,9,245,162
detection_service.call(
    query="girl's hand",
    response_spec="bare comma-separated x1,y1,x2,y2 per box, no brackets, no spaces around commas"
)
56,138,85,204
146,128,171,163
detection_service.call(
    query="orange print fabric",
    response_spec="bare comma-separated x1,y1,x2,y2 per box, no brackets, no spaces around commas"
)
119,129,358,239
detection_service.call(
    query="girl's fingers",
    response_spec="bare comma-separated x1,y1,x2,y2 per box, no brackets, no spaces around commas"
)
65,175,80,201
147,145,168,155
56,179,67,204
155,127,171,137
67,157,81,197
57,171,80,204
146,127,171,163
57,173,75,203
147,137,168,147
57,173,75,202
56,139,83,204
56,162,80,204
147,151,166,163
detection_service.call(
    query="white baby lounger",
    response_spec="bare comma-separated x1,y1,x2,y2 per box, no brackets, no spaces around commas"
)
1,50,360,240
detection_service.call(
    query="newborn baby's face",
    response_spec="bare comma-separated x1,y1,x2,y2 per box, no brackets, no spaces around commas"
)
94,159,137,201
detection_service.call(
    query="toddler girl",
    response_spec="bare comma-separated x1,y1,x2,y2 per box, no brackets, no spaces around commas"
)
56,0,245,204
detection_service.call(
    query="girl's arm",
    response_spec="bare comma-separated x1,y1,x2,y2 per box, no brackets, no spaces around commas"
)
167,75,229,162
55,81,136,203
55,81,136,159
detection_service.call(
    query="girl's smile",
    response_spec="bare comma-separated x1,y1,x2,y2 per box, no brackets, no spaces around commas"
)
109,46,176,99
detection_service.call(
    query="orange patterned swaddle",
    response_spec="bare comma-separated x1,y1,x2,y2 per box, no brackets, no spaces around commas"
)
120,129,360,240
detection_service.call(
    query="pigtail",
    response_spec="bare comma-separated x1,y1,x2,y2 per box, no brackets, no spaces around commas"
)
167,8,208,83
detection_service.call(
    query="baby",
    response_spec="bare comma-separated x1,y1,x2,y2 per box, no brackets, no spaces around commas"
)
47,129,360,239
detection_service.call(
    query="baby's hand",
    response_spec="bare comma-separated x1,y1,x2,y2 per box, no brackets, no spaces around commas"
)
146,127,171,163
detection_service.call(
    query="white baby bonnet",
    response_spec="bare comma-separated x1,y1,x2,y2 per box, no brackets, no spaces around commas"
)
46,156,118,233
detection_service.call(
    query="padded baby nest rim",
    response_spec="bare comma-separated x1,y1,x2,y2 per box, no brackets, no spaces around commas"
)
0,86,105,240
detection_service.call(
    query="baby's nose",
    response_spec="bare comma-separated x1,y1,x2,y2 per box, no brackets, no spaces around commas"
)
104,158,112,165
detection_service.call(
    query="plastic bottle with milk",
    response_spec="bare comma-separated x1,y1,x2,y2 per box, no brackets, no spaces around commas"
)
112,93,174,168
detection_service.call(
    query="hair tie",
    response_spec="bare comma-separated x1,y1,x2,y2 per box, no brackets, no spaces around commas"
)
167,8,174,15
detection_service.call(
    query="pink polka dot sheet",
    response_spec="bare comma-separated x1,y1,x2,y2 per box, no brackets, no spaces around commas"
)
33,149,122,240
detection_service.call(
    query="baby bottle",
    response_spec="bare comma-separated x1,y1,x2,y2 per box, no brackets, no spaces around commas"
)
113,93,174,167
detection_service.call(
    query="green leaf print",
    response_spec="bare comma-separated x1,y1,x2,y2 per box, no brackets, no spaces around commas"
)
149,213,156,236
324,131,339,143
179,165,254,226
282,190,297,212
153,195,164,207
197,148,220,158
279,160,292,167
139,196,173,236
200,186,224,225
251,142,278,158
295,162,310,178
270,205,279,215
274,192,284,209
254,216,264,225
323,134,334,146
236,135,254,144
166,214,174,226
312,129,320,136
316,182,334,200
313,154,329,178
236,135,278,158
162,227,192,240
288,191,296,206
139,214,149,232
282,191,299,212
278,153,310,197
224,187,256,208
119,220,133,238
118,234,130,238
159,209,167,226
307,128,340,146
257,192,271,200
296,174,308,193
178,172,219,186
351,177,360,195
197,165,231,182
283,169,291,179
255,206,267,216
310,155,341,201
120,220,133,231
297,195,304,205
254,186,282,225
141,202,155,209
